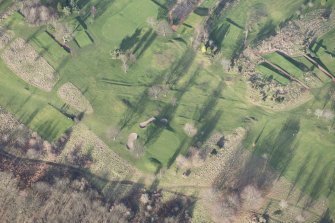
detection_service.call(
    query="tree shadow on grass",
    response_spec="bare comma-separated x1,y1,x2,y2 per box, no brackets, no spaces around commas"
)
326,164,335,199
277,51,310,72
133,29,153,54
288,151,313,197
20,109,39,126
136,31,157,59
119,28,142,51
150,0,168,10
94,0,115,19
226,18,244,29
319,208,334,223
144,67,200,146
165,48,196,86
252,20,276,47
192,110,222,147
118,86,152,130
210,23,230,49
167,137,189,169
256,117,300,175
304,160,335,208
195,81,223,123
214,117,300,193
118,48,195,132
35,120,65,142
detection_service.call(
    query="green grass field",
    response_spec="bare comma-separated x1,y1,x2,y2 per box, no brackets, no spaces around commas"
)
313,28,335,77
1,0,335,218
263,52,305,79
294,56,332,82
0,58,76,142
29,105,73,141
75,31,94,48
30,31,69,67
256,63,290,84
244,84,335,211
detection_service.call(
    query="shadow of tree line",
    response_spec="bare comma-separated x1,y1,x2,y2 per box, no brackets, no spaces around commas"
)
214,117,300,201
144,65,200,146
117,48,196,131
0,147,196,222
213,115,335,220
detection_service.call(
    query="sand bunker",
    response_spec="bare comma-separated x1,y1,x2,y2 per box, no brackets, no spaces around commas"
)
139,117,156,128
58,82,93,114
127,133,138,150
184,123,197,137
1,38,57,91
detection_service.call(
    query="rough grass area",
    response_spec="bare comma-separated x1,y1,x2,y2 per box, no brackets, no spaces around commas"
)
1,38,57,91
0,30,13,49
58,82,93,114
58,123,139,179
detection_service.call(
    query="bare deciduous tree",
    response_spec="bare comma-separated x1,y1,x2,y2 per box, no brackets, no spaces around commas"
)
20,1,58,25
241,185,264,211
66,144,93,167
148,84,169,100
146,17,157,28
171,96,177,106
192,24,206,50
296,214,306,223
314,109,323,119
155,20,173,37
54,22,75,43
279,199,288,210
133,141,145,158
119,50,136,73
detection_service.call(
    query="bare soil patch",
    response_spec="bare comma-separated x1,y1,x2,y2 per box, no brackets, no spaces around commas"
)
140,117,156,128
127,133,138,150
